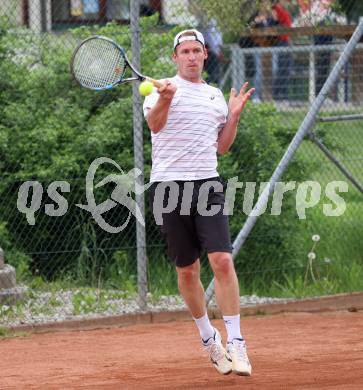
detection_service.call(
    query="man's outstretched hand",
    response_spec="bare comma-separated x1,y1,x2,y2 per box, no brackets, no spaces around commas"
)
228,82,255,118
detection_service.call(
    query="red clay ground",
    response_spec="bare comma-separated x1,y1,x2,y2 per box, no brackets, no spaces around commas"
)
1,311,363,389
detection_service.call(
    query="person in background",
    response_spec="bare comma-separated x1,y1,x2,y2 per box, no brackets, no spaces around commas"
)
271,0,293,101
252,1,276,103
201,18,224,85
294,0,346,97
239,1,275,103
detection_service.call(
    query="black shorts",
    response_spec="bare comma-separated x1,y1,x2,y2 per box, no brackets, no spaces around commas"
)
149,177,233,268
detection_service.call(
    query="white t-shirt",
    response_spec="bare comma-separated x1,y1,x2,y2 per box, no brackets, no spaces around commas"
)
143,75,228,182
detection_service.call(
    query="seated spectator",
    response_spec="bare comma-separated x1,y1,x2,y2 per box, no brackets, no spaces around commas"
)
239,1,276,103
294,0,347,96
200,19,224,85
271,0,293,101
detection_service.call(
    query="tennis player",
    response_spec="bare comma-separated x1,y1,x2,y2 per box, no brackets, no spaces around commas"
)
143,29,254,376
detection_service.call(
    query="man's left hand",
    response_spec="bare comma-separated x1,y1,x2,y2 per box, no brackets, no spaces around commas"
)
228,82,255,118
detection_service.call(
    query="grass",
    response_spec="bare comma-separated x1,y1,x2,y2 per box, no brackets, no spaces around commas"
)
296,116,363,264
0,301,25,322
72,288,118,315
264,110,363,297
0,327,29,339
147,248,179,297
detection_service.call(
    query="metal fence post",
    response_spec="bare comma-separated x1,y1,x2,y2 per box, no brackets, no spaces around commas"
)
40,0,47,33
239,51,245,89
0,247,4,269
231,45,239,89
130,0,148,310
309,50,315,104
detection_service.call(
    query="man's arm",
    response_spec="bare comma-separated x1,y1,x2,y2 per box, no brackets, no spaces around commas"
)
146,80,177,134
217,83,254,155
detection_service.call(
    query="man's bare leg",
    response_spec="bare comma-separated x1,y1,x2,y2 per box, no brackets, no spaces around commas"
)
208,251,252,375
208,252,240,316
176,258,233,375
176,259,206,318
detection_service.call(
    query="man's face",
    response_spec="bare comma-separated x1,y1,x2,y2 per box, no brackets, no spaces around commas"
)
172,40,207,82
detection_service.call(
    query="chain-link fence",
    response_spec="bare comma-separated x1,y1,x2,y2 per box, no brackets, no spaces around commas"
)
0,0,362,326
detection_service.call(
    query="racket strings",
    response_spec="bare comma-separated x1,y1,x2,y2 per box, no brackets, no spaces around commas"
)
72,39,126,89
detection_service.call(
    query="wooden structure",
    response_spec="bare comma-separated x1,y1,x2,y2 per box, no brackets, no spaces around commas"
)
240,25,360,47
236,25,363,104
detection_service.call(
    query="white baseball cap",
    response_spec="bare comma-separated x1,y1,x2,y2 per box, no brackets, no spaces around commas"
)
173,29,205,50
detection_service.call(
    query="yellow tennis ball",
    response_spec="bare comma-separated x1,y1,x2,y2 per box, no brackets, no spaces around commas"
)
139,80,154,96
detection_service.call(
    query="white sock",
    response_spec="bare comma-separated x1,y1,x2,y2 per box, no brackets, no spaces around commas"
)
223,314,242,342
193,312,215,341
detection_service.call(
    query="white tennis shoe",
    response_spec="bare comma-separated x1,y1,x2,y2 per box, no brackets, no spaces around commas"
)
202,328,232,375
226,338,252,376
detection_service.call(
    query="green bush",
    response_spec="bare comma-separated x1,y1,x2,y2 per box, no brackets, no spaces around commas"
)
0,15,176,284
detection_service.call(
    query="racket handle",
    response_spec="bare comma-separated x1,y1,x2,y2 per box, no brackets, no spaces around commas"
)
145,77,163,89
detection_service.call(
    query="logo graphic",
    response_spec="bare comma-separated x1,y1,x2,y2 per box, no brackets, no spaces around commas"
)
76,157,150,233
16,156,349,233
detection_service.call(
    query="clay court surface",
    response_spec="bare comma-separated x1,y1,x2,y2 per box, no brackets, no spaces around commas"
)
1,311,363,389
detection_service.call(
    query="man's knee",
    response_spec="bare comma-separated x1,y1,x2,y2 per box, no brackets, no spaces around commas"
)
176,261,200,285
209,253,234,279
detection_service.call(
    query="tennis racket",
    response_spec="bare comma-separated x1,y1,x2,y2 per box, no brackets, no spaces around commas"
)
70,35,162,90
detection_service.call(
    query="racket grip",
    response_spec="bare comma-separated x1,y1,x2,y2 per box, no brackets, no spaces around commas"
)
145,77,163,89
